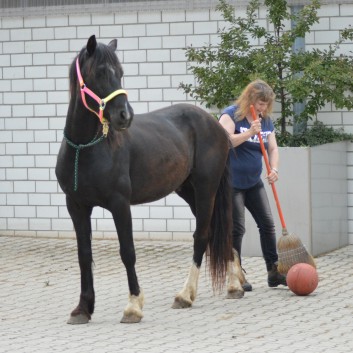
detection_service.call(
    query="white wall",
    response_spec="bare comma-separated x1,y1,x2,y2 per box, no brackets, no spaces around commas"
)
1,2,353,244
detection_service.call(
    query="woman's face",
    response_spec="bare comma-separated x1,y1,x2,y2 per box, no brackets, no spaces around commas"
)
254,100,269,116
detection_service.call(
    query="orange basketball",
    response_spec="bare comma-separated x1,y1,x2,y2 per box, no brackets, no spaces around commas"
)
286,263,318,296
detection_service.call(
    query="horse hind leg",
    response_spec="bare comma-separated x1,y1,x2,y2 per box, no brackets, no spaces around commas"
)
172,263,199,309
226,249,245,299
172,183,200,309
173,182,219,308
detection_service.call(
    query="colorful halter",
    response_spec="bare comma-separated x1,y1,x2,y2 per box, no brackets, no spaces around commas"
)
76,57,128,136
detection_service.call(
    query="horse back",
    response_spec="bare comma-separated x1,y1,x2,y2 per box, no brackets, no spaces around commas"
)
132,104,228,152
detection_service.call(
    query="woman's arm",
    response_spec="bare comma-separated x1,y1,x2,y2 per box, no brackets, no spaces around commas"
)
267,131,279,184
219,113,261,147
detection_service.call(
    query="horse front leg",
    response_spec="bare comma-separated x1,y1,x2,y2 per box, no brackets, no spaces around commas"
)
112,204,144,323
66,197,94,324
226,249,245,299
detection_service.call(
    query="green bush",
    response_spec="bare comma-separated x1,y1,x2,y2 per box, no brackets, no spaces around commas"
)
180,0,353,146
276,121,353,147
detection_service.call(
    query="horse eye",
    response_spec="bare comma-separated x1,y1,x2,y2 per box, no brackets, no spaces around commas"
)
96,64,106,72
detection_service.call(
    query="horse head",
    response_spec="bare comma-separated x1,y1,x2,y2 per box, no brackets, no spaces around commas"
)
74,35,134,132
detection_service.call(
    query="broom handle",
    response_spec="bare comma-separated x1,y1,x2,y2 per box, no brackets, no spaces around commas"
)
250,105,287,230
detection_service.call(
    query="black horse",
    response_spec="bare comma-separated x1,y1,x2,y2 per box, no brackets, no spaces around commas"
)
55,35,244,324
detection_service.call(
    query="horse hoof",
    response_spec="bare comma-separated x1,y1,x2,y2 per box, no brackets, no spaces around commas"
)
67,314,90,324
226,290,244,299
120,314,142,323
172,296,192,309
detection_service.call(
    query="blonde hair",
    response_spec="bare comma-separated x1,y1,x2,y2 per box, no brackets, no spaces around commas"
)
235,79,275,120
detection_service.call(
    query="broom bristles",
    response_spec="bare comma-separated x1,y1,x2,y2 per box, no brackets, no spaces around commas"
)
277,233,316,274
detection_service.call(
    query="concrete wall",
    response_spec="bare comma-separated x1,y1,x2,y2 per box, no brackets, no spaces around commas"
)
242,147,312,257
311,142,348,255
243,142,348,258
1,2,353,246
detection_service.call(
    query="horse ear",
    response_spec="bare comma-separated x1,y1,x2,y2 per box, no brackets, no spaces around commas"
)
87,35,97,56
108,39,117,51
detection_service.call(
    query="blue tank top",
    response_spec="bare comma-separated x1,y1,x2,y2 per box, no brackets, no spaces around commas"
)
221,105,274,189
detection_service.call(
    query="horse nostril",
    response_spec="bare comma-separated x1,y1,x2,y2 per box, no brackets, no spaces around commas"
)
120,110,127,121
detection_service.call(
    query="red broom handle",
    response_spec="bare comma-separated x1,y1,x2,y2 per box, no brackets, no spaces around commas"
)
250,105,287,229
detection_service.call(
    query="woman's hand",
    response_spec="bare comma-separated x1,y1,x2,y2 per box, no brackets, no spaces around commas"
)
266,169,278,184
249,118,261,136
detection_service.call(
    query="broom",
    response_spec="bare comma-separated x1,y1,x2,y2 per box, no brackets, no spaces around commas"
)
250,105,316,274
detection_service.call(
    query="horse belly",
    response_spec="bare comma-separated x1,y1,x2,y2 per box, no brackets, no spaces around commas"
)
129,154,190,205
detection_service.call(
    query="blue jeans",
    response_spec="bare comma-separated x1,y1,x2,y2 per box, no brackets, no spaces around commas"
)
232,180,278,271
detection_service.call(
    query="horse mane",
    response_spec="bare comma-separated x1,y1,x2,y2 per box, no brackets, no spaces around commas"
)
69,41,124,98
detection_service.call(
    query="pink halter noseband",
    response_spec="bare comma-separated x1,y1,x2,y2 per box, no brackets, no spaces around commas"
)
76,58,128,136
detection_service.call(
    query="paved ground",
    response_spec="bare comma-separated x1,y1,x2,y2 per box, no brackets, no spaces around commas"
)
0,236,352,353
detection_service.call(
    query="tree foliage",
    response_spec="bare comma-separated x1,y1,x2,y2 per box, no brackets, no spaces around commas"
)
180,0,353,145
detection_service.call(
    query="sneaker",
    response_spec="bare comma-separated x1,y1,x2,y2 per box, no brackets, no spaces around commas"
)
268,264,287,287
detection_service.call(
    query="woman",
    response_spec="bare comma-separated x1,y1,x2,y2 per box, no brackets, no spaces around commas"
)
219,79,287,291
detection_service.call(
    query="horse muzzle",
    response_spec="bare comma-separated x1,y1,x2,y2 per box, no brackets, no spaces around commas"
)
110,102,134,131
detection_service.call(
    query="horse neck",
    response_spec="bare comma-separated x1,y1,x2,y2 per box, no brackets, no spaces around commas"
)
64,97,102,145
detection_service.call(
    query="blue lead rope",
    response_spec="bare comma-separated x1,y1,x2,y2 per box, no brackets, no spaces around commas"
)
63,130,105,191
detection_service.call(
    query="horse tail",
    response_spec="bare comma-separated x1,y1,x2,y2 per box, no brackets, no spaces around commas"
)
207,155,234,292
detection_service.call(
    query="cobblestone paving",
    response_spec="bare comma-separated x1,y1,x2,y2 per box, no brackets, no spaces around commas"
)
0,236,352,353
